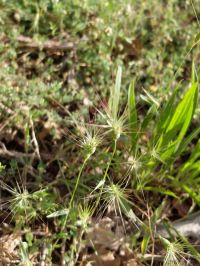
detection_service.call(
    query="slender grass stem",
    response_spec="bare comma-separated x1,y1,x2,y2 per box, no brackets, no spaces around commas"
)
60,157,88,234
95,139,117,209
69,157,88,209
58,158,89,266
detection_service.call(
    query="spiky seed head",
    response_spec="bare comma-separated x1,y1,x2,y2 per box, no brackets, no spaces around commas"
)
150,147,165,164
80,130,101,159
77,204,94,230
106,113,127,141
102,183,130,210
13,189,31,210
161,237,187,266
0,181,43,222
111,118,123,140
128,156,141,172
97,105,127,141
164,242,183,266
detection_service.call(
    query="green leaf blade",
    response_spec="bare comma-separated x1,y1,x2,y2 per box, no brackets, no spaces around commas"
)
128,80,138,150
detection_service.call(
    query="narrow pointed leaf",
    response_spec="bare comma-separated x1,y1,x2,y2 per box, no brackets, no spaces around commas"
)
110,66,122,119
128,80,138,150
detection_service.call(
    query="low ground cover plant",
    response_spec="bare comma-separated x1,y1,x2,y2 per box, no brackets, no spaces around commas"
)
0,0,200,265
0,64,200,265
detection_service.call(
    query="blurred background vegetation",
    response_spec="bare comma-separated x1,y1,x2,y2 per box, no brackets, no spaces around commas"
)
0,0,200,131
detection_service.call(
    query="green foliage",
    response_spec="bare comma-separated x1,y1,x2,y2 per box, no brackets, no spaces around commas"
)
109,66,122,119
156,80,198,161
128,80,138,151
0,1,200,265
0,162,5,172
